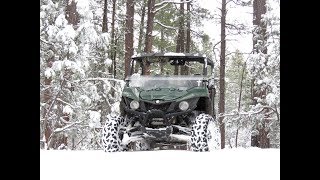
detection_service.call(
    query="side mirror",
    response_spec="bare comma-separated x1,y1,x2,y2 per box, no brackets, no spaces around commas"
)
208,78,215,90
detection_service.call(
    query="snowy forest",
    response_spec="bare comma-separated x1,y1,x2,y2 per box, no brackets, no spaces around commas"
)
40,0,280,150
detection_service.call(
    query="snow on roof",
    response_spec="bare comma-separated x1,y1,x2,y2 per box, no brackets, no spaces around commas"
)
163,52,186,56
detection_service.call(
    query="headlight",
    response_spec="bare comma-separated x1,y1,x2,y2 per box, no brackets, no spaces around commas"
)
130,100,139,110
179,101,189,111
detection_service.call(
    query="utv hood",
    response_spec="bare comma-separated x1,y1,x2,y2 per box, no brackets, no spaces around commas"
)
122,87,209,102
139,88,188,101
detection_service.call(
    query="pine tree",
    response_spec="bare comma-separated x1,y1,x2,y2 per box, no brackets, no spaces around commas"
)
124,0,135,78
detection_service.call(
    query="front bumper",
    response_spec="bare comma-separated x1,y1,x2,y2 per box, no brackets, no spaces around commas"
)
123,106,195,126
121,125,191,145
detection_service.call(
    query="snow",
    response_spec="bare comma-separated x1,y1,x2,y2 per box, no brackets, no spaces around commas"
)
63,105,73,115
68,42,78,55
76,0,91,18
56,25,76,42
40,148,280,180
79,95,91,105
52,61,63,71
110,101,121,114
266,93,277,105
55,14,68,28
88,110,101,128
164,52,186,56
104,58,112,66
44,68,55,78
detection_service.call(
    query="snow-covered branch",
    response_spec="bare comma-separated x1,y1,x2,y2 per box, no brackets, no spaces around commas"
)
40,38,54,46
226,23,246,35
217,106,279,119
153,2,170,13
43,80,66,134
154,0,192,11
74,78,125,84
47,121,82,149
154,21,177,30
53,122,81,134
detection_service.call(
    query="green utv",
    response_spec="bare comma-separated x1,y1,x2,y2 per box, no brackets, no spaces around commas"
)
102,53,220,152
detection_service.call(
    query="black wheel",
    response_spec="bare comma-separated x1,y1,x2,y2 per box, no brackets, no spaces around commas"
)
190,113,213,152
132,139,151,151
101,114,125,152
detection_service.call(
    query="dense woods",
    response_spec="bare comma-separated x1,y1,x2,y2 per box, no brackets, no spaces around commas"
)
40,0,279,150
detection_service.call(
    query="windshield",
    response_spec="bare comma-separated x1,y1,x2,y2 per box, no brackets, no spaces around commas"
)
134,58,205,76
127,75,206,90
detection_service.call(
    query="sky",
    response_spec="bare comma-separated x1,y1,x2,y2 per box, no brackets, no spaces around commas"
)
200,0,253,54
40,147,280,180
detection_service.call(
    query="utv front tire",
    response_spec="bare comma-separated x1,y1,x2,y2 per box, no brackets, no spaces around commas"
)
102,114,124,152
190,113,213,152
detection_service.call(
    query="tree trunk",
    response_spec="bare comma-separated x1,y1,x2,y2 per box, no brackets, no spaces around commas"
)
175,0,185,75
235,63,246,148
137,0,147,53
48,0,81,149
181,1,190,75
124,0,134,78
135,0,147,73
235,128,239,148
253,0,267,54
238,63,246,112
113,32,118,78
251,0,270,148
143,0,156,75
102,0,108,32
65,0,80,26
109,0,116,76
218,0,226,149
160,28,165,74
42,56,54,147
186,2,191,53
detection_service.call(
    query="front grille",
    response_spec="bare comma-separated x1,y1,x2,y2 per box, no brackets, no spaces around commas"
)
143,102,171,112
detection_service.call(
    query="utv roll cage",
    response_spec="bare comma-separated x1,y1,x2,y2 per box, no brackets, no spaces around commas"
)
129,52,214,76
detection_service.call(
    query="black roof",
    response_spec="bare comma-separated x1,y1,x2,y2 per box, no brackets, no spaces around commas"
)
131,52,214,66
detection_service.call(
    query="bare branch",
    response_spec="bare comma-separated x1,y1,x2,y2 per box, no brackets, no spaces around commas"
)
53,122,81,134
227,0,252,6
75,135,88,149
40,38,54,46
190,29,205,38
43,79,66,136
227,0,240,5
225,23,246,35
153,2,170,13
56,98,78,109
274,104,280,121
226,23,245,30
47,121,83,148
40,85,53,93
213,40,222,50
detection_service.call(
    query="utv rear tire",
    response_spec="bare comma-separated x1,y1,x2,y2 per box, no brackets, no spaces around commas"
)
190,113,213,152
102,114,125,152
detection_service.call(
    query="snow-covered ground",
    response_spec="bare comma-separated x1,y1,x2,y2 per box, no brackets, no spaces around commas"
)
40,148,279,180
